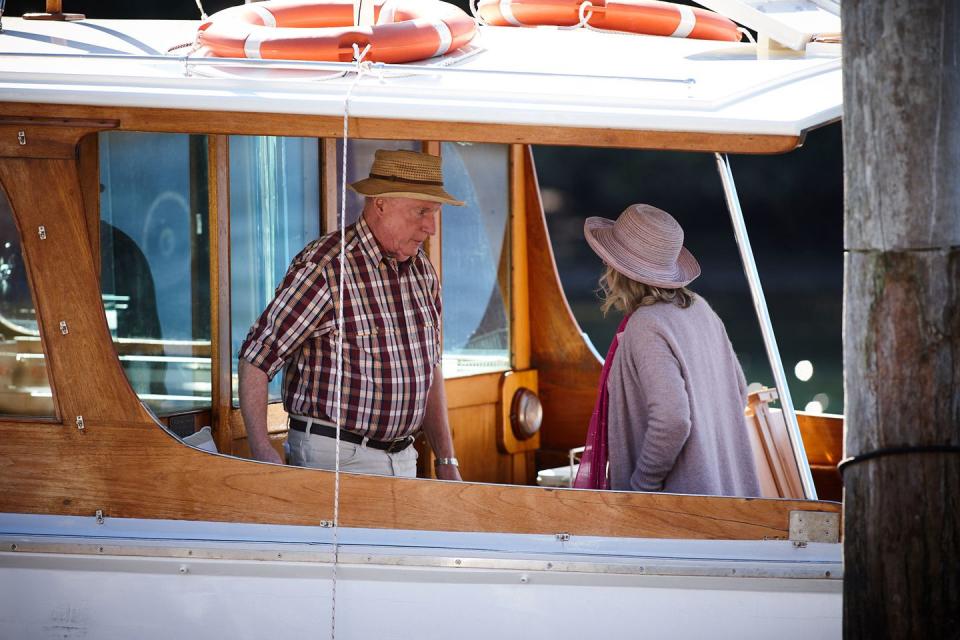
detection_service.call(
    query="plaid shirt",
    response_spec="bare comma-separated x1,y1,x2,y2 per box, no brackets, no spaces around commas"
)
239,216,442,441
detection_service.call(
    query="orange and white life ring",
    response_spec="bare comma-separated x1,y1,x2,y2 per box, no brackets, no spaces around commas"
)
476,0,740,41
198,0,478,63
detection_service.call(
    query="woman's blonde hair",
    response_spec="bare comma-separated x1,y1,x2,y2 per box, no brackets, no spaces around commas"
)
598,265,694,315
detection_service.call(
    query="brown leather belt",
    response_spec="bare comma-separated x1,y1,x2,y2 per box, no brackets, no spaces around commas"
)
288,418,415,453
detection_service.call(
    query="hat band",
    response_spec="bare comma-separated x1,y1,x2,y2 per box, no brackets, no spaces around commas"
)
368,173,444,186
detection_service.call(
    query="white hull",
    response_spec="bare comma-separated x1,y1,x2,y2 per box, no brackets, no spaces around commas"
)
1,514,841,639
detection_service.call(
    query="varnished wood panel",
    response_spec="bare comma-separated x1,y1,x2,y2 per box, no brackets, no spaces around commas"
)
445,371,501,410
796,411,843,466
77,134,99,266
0,117,117,159
524,146,601,455
209,136,233,455
510,144,531,370
0,103,803,155
0,156,149,422
0,416,840,539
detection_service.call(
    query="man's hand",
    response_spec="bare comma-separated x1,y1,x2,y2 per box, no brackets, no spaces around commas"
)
434,462,462,482
250,440,284,465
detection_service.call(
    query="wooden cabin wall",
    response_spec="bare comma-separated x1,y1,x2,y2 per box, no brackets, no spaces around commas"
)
522,147,603,468
0,114,842,546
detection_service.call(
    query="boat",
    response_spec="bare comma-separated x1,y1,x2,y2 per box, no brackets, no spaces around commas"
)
0,0,845,637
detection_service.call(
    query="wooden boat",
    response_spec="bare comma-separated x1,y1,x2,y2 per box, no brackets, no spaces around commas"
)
0,1,845,637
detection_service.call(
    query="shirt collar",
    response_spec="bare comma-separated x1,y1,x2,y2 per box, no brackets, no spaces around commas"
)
354,214,420,274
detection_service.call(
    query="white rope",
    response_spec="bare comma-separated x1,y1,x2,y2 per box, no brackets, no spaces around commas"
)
330,41,371,640
194,0,208,20
738,27,756,44
560,1,593,30
469,0,489,27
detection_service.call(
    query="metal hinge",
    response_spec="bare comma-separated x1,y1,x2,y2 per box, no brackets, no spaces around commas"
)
60,321,69,335
38,226,46,240
555,532,571,542
95,509,104,525
319,520,334,528
76,415,85,432
789,511,840,544
17,130,26,146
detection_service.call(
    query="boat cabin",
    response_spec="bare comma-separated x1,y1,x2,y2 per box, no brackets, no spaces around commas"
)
0,0,846,559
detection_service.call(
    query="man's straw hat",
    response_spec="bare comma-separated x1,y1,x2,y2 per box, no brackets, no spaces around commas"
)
584,204,700,288
349,149,464,206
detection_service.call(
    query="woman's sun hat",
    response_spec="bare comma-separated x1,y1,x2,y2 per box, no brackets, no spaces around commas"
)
584,203,701,288
349,149,464,206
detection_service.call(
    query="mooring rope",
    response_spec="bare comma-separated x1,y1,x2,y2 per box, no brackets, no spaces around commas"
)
330,41,371,640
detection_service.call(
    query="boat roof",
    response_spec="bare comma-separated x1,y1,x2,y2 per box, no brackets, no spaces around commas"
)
0,17,841,144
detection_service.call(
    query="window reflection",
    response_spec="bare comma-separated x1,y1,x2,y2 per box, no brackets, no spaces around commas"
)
99,132,212,417
229,136,321,404
440,142,511,377
0,185,56,417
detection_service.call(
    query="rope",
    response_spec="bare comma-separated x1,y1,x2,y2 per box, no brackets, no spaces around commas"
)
330,40,372,640
560,1,593,30
469,0,489,26
194,0,208,20
838,444,960,477
738,27,756,44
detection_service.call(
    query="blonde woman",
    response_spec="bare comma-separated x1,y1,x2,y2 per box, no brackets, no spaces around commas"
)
574,204,760,497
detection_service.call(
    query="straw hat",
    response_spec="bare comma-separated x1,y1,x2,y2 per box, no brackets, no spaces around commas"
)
349,149,464,206
584,204,700,288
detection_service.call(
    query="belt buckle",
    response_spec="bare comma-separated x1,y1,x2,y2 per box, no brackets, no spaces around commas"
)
388,436,412,453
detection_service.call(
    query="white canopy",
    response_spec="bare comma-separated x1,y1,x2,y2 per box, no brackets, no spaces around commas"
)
0,15,841,138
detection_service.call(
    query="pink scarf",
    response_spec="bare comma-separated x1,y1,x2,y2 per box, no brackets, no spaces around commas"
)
573,313,632,490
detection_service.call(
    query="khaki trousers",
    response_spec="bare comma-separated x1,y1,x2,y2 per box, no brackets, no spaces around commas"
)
285,420,418,478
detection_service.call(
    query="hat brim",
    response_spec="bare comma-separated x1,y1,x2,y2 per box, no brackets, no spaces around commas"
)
584,216,701,288
350,178,464,206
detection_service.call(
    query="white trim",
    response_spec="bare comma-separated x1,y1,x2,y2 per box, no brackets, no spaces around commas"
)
429,19,454,57
671,5,696,38
499,0,524,26
247,4,277,27
243,29,267,59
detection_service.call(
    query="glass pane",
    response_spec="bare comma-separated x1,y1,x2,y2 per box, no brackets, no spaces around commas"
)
99,132,212,416
335,139,418,227
230,136,321,404
0,188,56,417
440,142,511,377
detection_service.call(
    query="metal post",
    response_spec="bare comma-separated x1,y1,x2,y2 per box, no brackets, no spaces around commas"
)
714,153,818,500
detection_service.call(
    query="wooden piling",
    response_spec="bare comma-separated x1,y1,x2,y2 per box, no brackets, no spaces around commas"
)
842,1,960,636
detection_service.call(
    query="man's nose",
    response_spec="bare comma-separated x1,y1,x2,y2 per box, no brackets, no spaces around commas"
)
423,212,438,235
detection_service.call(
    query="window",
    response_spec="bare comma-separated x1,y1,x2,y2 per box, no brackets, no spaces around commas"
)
230,136,321,403
440,142,511,377
0,185,56,417
99,132,212,416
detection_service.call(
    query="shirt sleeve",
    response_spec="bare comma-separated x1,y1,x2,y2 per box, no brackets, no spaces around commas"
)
238,260,331,380
627,333,693,492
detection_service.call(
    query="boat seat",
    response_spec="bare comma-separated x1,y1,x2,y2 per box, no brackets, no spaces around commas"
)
141,401,219,454
745,387,805,499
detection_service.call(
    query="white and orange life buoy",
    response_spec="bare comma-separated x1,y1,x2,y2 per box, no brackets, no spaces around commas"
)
476,0,740,41
197,0,478,63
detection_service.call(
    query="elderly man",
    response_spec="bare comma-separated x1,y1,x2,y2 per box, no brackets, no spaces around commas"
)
238,149,462,481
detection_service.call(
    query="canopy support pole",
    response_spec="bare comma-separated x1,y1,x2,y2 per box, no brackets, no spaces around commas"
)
714,153,818,500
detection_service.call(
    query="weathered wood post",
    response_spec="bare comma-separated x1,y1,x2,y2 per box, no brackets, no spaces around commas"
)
842,2,960,636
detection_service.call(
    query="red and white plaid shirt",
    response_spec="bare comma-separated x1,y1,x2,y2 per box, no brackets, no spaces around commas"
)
239,216,442,441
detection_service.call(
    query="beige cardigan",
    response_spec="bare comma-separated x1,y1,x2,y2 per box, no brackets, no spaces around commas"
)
606,296,761,497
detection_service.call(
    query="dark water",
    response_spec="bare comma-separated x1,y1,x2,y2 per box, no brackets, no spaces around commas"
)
534,123,844,415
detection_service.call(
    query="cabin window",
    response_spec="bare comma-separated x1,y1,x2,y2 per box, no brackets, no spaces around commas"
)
0,187,56,417
440,142,511,377
229,135,321,404
335,139,419,227
99,132,212,416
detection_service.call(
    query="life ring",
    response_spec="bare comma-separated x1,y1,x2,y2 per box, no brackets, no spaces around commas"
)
476,0,740,41
197,0,478,63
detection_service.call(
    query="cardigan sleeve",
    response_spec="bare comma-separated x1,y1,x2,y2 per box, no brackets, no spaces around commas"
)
626,332,692,492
